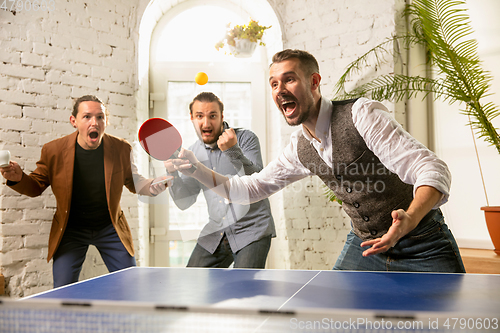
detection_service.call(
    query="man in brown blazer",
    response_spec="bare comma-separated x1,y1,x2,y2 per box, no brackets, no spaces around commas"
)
0,95,170,287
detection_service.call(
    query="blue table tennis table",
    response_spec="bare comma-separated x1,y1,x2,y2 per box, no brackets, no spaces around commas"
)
1,267,500,332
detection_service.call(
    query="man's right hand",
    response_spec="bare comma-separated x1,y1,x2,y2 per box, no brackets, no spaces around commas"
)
163,148,199,176
164,158,177,174
0,161,23,182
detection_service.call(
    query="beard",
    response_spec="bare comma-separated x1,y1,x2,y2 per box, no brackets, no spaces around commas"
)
202,124,224,144
280,92,315,127
284,107,310,126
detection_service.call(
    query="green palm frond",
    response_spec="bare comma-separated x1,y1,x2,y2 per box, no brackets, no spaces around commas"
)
337,74,457,104
335,0,500,154
334,34,423,97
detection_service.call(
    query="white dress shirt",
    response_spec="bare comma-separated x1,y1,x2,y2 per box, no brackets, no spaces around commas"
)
229,97,451,208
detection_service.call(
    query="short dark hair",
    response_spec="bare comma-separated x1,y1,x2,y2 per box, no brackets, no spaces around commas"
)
271,49,320,77
189,92,224,115
72,95,109,118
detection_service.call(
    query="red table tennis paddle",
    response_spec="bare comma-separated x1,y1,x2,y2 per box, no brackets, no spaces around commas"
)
140,118,238,223
138,117,196,172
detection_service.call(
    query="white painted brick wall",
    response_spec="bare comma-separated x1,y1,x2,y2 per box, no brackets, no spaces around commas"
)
0,0,141,297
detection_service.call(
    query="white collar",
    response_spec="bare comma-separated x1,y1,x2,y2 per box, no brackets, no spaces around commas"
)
301,96,332,143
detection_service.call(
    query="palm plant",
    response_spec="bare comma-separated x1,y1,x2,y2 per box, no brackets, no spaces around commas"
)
325,0,500,208
334,0,500,156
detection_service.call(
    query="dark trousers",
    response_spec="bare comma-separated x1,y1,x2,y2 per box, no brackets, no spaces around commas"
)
187,234,272,269
52,223,136,288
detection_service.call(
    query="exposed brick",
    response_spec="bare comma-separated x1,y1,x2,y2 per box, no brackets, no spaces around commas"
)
92,44,113,56
0,237,23,252
0,51,21,64
50,84,72,98
24,235,48,248
304,229,321,240
72,63,92,76
110,69,129,83
0,118,31,131
10,248,43,262
31,120,54,134
0,39,32,53
98,80,133,95
19,80,51,95
0,64,45,81
1,224,40,237
0,103,23,117
24,209,54,221
20,52,44,67
24,259,49,273
61,73,99,89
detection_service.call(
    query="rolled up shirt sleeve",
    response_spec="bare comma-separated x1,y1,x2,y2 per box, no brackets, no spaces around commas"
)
352,98,451,208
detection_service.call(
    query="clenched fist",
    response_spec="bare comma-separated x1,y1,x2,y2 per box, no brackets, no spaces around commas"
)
217,128,237,151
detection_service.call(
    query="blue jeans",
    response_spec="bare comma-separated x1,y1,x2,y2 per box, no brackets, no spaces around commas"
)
52,223,136,288
187,234,272,268
333,209,466,273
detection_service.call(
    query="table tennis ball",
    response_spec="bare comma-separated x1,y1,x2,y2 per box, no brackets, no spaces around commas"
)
195,72,208,85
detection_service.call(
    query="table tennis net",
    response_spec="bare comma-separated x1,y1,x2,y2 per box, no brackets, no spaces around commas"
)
0,297,483,333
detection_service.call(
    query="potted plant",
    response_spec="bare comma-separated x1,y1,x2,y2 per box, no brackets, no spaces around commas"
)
330,0,500,252
215,19,271,58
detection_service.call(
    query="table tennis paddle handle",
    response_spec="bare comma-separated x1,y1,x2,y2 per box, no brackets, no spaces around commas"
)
170,150,197,173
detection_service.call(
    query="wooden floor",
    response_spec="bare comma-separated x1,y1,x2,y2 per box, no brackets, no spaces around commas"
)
460,248,500,274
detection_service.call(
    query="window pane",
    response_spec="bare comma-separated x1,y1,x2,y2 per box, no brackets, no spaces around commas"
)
169,240,196,267
154,6,261,63
167,81,252,232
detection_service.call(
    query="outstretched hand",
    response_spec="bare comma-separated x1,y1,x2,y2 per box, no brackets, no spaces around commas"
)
360,209,411,257
149,175,174,195
163,148,199,176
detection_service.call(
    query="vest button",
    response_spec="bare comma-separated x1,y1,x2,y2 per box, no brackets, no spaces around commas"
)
346,187,352,193
363,215,370,221
370,229,377,235
353,202,360,208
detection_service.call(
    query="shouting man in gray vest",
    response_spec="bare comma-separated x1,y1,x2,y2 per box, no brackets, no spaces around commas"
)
168,49,465,273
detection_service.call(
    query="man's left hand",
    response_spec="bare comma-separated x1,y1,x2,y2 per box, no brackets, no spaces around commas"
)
217,128,237,151
360,209,412,257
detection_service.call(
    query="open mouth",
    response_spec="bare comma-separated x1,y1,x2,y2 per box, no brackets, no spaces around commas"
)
89,130,99,140
281,99,297,117
201,129,213,136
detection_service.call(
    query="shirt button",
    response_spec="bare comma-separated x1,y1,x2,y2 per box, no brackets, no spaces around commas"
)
346,187,352,193
320,148,324,151
353,202,360,208
363,216,370,222
220,232,223,236
370,229,377,236
222,217,225,220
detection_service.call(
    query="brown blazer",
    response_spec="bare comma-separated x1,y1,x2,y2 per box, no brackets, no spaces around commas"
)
8,131,154,262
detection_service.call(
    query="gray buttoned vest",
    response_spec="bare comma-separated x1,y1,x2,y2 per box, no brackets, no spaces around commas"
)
297,99,414,240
